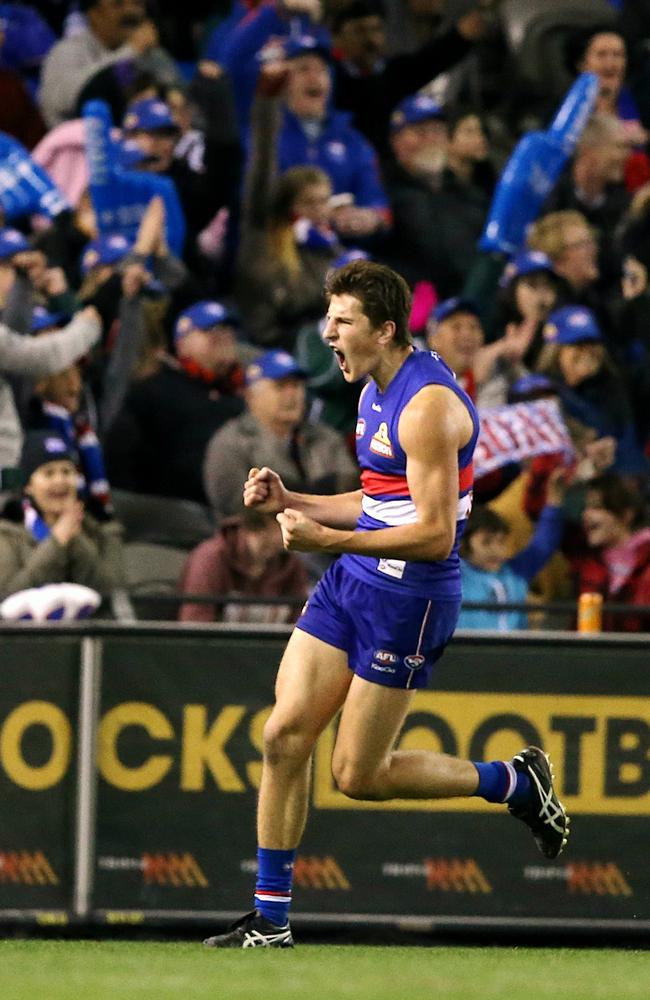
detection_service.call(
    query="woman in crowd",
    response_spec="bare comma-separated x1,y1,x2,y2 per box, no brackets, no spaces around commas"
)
0,429,124,602
570,473,650,632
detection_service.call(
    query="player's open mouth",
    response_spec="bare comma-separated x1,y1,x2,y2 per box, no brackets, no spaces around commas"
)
332,347,348,371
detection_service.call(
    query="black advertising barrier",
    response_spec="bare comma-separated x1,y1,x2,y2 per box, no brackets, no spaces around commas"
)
0,623,649,933
0,633,81,920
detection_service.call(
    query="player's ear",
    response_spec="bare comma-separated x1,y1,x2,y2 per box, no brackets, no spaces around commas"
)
378,320,396,345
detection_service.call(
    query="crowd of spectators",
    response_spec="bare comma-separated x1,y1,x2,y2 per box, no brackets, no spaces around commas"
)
0,0,648,630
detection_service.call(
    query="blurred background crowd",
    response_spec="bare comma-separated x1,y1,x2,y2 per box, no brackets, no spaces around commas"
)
0,0,648,630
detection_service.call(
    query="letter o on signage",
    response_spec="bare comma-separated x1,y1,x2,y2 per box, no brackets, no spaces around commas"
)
469,713,542,762
0,701,72,789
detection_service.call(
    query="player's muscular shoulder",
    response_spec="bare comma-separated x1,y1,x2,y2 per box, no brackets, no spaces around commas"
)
399,384,473,454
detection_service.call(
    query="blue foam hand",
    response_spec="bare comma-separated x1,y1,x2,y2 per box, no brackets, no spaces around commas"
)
83,100,186,257
479,131,566,255
0,132,69,220
547,72,600,155
480,73,599,255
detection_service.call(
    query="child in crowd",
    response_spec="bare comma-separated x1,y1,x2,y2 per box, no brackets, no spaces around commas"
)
458,468,567,631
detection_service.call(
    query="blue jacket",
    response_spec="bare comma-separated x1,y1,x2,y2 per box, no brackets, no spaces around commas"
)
277,107,388,210
458,505,564,631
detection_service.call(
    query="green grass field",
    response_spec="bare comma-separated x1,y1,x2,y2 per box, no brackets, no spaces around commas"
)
1,940,649,1000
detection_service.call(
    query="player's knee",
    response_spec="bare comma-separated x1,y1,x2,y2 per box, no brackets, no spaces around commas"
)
262,716,314,766
331,758,379,800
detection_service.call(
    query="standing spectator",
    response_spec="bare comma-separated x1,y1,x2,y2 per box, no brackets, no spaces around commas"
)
38,0,182,128
0,430,124,601
0,307,101,470
383,95,485,296
569,27,649,190
330,0,487,158
104,301,246,502
178,509,308,624
269,36,389,239
234,57,342,349
203,348,358,523
571,473,650,632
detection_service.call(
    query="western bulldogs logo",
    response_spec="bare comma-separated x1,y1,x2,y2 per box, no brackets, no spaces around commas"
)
369,421,393,458
404,653,425,670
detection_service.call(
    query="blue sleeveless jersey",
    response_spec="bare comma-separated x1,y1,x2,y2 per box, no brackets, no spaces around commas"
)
340,349,480,600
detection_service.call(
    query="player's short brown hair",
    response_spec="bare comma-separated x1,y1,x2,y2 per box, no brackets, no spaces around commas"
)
325,259,412,346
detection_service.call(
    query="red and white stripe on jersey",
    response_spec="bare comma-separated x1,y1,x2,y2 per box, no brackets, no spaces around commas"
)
360,464,474,526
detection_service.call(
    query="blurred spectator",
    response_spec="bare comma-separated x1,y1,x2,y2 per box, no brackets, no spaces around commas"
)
0,306,101,469
0,429,124,601
178,509,309,623
203,348,358,523
543,113,630,284
527,210,615,327
615,213,650,444
536,305,645,474
329,0,487,158
234,57,342,349
458,468,566,631
445,108,496,199
25,306,113,523
383,95,484,296
492,251,561,367
570,473,650,632
425,297,531,410
245,36,389,241
568,27,650,190
39,0,182,128
0,68,46,149
104,300,246,502
122,96,238,259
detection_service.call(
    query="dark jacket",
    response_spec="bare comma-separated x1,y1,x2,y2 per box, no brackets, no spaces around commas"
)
382,161,487,295
104,357,245,502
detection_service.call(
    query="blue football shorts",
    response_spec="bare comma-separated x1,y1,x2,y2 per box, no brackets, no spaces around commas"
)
295,559,460,690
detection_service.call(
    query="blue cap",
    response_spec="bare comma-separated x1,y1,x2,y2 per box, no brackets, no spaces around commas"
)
122,98,179,133
81,233,132,274
431,296,481,325
508,373,557,402
282,33,331,62
500,250,555,287
246,350,306,384
174,301,238,340
0,227,30,259
31,305,64,333
390,94,446,133
543,305,602,345
331,248,371,269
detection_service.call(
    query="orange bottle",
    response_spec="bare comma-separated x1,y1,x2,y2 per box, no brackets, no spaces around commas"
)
578,592,603,633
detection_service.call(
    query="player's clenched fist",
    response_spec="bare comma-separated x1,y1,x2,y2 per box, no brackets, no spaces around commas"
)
276,508,330,552
243,466,288,513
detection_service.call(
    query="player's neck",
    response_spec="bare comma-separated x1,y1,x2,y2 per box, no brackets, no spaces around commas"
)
371,345,414,393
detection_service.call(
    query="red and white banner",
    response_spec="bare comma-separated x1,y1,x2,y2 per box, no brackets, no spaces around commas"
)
475,398,573,480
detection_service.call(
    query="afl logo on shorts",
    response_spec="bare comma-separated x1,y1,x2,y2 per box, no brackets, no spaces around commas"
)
404,653,425,670
356,417,366,439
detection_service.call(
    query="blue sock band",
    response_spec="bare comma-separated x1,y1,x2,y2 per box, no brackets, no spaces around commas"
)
473,761,530,805
255,847,296,927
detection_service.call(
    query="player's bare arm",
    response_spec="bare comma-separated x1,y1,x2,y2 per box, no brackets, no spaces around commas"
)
277,385,473,557
244,466,363,528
